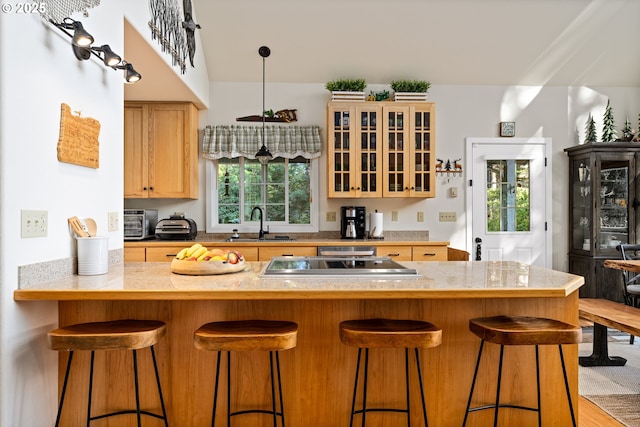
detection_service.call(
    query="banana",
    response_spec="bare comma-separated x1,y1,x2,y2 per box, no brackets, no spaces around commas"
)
191,247,208,260
175,247,189,260
185,243,202,257
197,250,210,261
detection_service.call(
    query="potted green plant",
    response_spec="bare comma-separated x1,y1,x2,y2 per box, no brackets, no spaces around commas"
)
390,79,431,101
325,78,367,101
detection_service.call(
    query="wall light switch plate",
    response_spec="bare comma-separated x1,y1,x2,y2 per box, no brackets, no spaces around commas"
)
21,210,48,238
108,211,119,232
392,211,398,221
326,211,336,222
417,212,424,222
439,212,457,222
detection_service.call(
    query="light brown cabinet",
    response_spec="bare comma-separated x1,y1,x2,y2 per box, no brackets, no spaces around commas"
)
123,242,450,263
124,102,199,199
327,101,435,198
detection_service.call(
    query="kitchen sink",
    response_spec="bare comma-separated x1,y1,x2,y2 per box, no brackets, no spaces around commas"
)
225,236,297,242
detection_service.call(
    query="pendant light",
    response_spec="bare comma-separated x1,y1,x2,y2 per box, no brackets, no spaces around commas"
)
255,46,273,165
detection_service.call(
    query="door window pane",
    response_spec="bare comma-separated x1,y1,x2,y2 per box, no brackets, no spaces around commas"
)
486,160,530,232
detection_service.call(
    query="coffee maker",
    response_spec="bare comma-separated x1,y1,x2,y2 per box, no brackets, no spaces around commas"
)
341,206,366,239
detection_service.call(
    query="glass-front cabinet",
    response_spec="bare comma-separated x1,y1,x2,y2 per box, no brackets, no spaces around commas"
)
327,103,381,198
565,143,640,301
327,101,435,198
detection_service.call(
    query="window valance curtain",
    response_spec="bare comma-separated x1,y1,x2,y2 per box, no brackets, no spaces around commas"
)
202,125,322,160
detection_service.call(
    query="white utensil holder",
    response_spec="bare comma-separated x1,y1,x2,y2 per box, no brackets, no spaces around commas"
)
76,236,108,275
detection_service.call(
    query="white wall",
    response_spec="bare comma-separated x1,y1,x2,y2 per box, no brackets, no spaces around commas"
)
0,3,209,425
127,82,640,271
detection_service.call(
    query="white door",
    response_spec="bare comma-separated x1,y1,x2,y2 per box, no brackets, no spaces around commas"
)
465,138,551,267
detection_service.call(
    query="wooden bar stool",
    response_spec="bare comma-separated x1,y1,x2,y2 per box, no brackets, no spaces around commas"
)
462,315,582,427
194,319,298,427
339,318,442,427
48,319,169,427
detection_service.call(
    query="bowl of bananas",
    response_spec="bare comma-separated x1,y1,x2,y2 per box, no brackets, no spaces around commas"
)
170,243,246,275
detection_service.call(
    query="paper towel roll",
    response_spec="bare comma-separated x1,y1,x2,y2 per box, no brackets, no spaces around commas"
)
369,212,384,238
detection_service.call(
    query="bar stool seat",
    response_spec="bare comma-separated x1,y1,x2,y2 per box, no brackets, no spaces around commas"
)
48,319,169,427
339,318,442,427
194,319,298,427
462,315,582,427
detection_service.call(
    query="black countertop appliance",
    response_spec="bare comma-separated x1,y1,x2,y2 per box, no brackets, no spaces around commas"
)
341,206,366,239
155,215,197,240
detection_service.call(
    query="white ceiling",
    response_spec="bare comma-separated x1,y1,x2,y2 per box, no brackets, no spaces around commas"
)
126,0,639,103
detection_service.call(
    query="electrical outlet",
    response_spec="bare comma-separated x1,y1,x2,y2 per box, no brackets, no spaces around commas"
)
21,210,48,238
439,212,457,222
326,211,336,222
392,211,398,221
417,212,424,222
174,211,185,217
108,211,119,232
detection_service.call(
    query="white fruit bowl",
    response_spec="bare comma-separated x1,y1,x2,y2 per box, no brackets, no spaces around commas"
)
170,258,246,275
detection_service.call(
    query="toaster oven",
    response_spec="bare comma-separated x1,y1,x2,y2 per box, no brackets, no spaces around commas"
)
124,209,158,240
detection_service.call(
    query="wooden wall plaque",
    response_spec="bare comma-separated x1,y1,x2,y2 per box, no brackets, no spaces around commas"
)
57,103,101,168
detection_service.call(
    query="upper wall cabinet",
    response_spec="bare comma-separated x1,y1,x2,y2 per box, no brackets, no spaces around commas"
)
326,101,435,198
124,102,199,199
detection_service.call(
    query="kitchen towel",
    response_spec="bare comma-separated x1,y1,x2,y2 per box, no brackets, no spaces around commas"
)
369,212,384,238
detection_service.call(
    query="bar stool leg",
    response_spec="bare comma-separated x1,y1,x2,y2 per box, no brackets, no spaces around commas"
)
275,351,286,427
132,350,142,427
211,351,222,427
269,351,277,427
349,349,363,427
535,346,541,427
361,349,370,427
404,349,411,427
149,346,170,427
226,352,231,427
559,345,577,427
413,348,429,427
493,345,505,427
54,351,74,427
87,351,95,427
462,340,485,427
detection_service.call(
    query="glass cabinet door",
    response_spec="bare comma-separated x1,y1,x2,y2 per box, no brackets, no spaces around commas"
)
330,107,353,196
355,106,382,197
411,107,435,197
571,157,592,252
384,107,408,196
597,159,630,254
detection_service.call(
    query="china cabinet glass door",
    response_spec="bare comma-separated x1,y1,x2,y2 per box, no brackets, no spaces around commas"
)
598,160,630,253
571,157,593,252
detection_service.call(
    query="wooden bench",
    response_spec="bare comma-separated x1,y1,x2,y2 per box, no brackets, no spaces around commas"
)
579,298,640,366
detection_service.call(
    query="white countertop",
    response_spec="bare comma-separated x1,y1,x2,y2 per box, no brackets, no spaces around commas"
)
14,261,584,301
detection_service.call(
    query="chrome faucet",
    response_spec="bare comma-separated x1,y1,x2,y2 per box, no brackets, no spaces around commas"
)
251,206,268,239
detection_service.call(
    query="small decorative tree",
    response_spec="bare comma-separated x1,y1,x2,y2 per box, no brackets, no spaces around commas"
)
601,99,617,142
585,114,597,143
622,117,633,141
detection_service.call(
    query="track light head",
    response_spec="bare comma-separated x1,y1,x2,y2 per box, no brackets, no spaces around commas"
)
93,45,121,67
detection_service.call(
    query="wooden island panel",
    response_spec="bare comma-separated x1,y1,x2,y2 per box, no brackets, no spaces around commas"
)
16,262,583,427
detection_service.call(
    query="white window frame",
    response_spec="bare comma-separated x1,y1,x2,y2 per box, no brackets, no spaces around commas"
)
205,158,319,234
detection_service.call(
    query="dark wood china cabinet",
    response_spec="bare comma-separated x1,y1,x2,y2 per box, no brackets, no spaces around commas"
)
565,143,640,301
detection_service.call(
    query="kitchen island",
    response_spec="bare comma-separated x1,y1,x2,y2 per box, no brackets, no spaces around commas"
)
15,261,583,427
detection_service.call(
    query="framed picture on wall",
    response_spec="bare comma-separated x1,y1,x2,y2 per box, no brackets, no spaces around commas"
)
500,121,516,137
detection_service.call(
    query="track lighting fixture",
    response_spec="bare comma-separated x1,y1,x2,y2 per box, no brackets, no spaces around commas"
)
50,18,141,84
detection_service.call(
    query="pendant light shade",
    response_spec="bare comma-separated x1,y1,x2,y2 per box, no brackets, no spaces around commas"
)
255,45,273,164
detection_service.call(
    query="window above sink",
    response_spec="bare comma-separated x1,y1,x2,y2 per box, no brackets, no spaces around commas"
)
204,158,319,234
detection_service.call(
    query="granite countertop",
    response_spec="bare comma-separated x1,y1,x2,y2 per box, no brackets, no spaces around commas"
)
14,261,584,301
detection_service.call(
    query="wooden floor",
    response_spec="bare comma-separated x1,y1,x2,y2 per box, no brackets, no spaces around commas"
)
579,396,625,426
